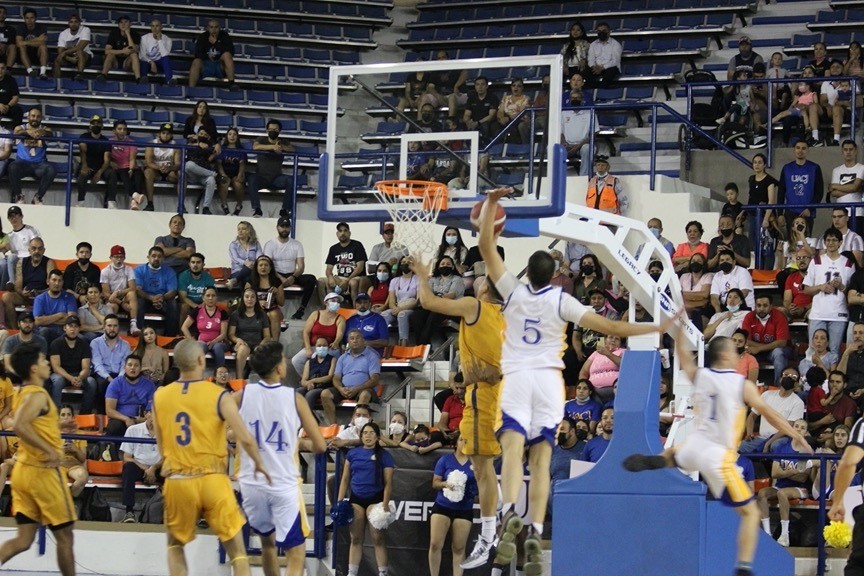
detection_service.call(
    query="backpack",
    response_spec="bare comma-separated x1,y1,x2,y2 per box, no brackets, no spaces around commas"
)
139,489,164,524
78,487,111,522
87,440,119,463
718,121,750,149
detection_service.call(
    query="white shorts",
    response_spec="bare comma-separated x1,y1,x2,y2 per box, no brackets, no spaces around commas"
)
676,437,753,507
240,482,307,548
497,368,565,445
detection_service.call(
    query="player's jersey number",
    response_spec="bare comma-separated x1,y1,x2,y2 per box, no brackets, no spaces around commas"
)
175,412,192,446
250,420,288,453
522,318,542,345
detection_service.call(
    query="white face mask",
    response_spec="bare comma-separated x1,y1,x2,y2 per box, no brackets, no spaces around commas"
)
327,302,340,312
354,417,369,430
445,235,457,245
315,346,328,358
376,272,389,282
388,422,405,435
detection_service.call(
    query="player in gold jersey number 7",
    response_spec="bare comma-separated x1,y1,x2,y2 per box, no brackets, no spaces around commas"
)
153,340,272,576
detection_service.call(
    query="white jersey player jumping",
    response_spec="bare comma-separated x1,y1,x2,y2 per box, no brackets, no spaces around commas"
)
235,340,326,576
624,328,811,576
477,187,676,574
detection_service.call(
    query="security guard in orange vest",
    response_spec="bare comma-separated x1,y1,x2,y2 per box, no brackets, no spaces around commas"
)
585,155,627,215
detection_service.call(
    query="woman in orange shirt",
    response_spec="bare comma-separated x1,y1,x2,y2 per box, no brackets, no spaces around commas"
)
672,221,709,273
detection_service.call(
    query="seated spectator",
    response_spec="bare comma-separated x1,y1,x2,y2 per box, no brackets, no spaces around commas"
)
78,284,110,343
98,15,142,83
798,328,838,377
437,374,465,444
635,218,675,259
142,123,180,207
811,425,851,502
344,293,389,356
228,288,271,379
703,288,750,342
808,370,857,436
732,328,759,382
0,8,16,70
805,365,829,422
327,404,370,450
772,80,819,146
572,254,607,304
756,420,813,547
15,8,47,79
57,404,89,497
297,336,337,412
551,417,589,495
320,329,380,425
564,378,603,434
411,256,465,346
579,334,623,403
261,217,317,320
496,78,531,144
180,286,228,368
561,72,596,176
133,325,168,385
2,236,52,328
104,354,156,438
291,291,345,376
740,367,805,453
9,107,55,205
562,22,589,78
572,289,619,369
183,100,218,143
819,60,853,146
133,246,179,337
76,115,110,207
184,126,219,215
33,269,77,344
380,411,410,447
680,253,713,330
228,222,260,289
177,252,214,322
367,223,408,284
802,228,853,355
90,314,131,413
368,262,391,313
155,214,196,274
118,406,161,523
107,119,144,210
707,214,752,271
245,255,285,341
776,218,816,281
585,22,622,88
548,250,573,294
217,127,246,215
52,13,91,80
818,207,863,267
580,407,613,462
400,423,443,454
672,221,709,274
1,312,46,370
63,241,100,305
100,244,139,334
48,316,96,413
188,19,235,88
781,247,813,322
249,119,295,220
710,251,755,313
140,18,174,85
379,256,419,347
740,294,792,384
463,75,500,146
839,322,864,412
317,222,368,305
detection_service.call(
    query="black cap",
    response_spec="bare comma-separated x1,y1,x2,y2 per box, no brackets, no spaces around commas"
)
588,288,607,298
17,311,34,322
7,205,22,216
594,155,610,163
65,316,81,326
159,123,173,133
277,217,291,228
355,292,371,301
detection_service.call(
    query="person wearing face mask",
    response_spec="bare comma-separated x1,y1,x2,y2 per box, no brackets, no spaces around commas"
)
344,293,389,356
379,256,419,347
367,223,409,281
411,256,465,346
707,214,752,272
703,289,750,342
740,294,792,384
584,21,621,88
550,417,588,491
184,126,220,215
99,244,139,334
564,379,602,434
710,251,755,314
584,155,627,216
731,328,759,382
726,36,763,81
249,118,295,219
739,367,805,453
76,114,112,207
62,241,100,306
291,291,345,377
9,106,55,205
580,407,614,463
321,330,380,426
434,227,468,275
572,254,606,305
680,253,714,330
380,411,409,447
641,218,674,257
297,336,336,410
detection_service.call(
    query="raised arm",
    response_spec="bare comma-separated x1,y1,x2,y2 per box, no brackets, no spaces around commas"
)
477,188,510,284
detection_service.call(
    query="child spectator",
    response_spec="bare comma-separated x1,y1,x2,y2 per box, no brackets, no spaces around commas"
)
721,182,746,236
380,411,409,447
401,424,443,454
297,336,336,410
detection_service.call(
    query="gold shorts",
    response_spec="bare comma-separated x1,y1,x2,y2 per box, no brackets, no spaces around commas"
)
460,381,502,457
164,474,245,545
11,463,76,527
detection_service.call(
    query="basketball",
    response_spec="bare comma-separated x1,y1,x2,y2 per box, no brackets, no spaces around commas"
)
470,200,507,234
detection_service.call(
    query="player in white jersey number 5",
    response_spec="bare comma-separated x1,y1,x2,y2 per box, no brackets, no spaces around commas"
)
478,187,678,573
624,328,811,576
235,341,326,576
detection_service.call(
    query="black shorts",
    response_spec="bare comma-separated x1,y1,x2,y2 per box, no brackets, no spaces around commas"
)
431,502,473,522
349,491,383,509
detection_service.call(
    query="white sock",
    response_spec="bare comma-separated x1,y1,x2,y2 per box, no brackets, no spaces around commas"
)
39,65,46,75
781,519,790,536
481,516,496,541
835,134,841,141
491,568,504,576
812,129,819,139
348,564,359,576
532,522,543,536
761,518,771,534
26,67,32,74
501,502,513,516
378,568,388,576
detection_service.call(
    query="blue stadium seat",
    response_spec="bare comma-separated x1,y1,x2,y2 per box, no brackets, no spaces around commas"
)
651,38,679,51
142,110,171,124
278,93,307,106
305,49,331,62
343,28,371,41
236,115,266,129
210,114,233,129
27,76,55,91
123,82,151,96
704,14,734,26
512,45,540,57
155,85,184,98
336,174,369,190
81,9,110,23
653,63,682,75
244,44,272,58
595,88,624,102
109,108,139,122
624,38,651,53
317,25,343,39
234,61,256,76
538,22,562,34
258,21,284,34
247,90,275,103
77,106,105,120
281,119,298,132
218,89,245,102
680,37,708,50
496,171,526,186
230,20,256,33
332,51,359,64
294,145,319,157
289,23,315,37
258,64,286,78
597,113,628,127
309,94,329,107
276,46,302,60
45,104,73,119
59,78,88,92
503,143,530,158
624,86,655,100
458,48,484,59
513,23,539,36
287,67,317,80
187,86,214,100
484,47,510,59
650,16,677,29
300,120,327,134
376,121,406,134
677,15,705,27
170,14,198,29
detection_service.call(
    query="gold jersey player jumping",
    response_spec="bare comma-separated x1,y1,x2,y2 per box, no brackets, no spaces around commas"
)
153,339,271,576
411,254,505,569
0,342,76,575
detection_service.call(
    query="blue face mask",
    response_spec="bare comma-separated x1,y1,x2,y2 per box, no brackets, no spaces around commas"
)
315,346,328,358
727,304,740,313
445,235,457,246
376,272,389,282
649,227,661,238
327,302,340,312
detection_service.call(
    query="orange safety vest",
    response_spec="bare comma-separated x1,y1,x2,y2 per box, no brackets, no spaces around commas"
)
586,176,620,214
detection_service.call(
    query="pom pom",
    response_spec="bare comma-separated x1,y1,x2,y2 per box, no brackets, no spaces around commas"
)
330,499,354,526
824,520,852,548
443,469,468,503
367,501,396,530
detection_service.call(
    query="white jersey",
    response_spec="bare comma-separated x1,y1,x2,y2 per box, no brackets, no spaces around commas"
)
803,253,855,321
496,271,589,373
151,139,175,167
832,162,864,216
691,368,746,449
100,263,135,293
238,381,301,487
8,224,40,258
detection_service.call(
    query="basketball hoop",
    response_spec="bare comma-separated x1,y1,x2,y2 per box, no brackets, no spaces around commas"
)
373,180,449,254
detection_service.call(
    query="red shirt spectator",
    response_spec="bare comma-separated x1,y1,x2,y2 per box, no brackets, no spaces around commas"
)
740,307,790,345
784,269,812,310
441,393,464,430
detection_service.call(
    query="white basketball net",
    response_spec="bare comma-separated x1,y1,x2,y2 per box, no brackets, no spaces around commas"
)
373,181,448,255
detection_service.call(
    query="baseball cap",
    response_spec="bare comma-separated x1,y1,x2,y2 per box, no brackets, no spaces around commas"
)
90,115,103,124
738,35,751,44
588,288,607,298
277,217,291,228
7,206,22,217
17,311,34,322
110,245,125,257
382,223,395,233
160,123,173,132
355,293,371,301
594,155,610,164
336,222,350,231
324,292,344,303
65,316,81,326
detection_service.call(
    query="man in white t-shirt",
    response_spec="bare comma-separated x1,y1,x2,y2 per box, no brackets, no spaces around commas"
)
739,366,805,453
829,140,864,226
710,251,755,313
262,217,316,320
118,407,161,523
803,227,855,355
819,60,851,146
51,13,92,80
817,207,864,267
4,205,38,289
99,244,139,335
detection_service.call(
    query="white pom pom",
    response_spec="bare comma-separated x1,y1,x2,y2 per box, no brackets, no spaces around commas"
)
367,501,396,530
443,469,468,502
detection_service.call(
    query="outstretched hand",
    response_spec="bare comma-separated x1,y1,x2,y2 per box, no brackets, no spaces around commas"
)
659,308,687,334
410,253,432,278
485,187,513,203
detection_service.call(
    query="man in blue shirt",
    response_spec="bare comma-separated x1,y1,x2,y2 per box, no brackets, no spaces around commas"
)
778,140,824,221
344,293,389,356
32,269,77,344
90,313,131,413
133,246,178,336
8,107,55,204
104,354,156,438
581,408,613,463
320,329,381,425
